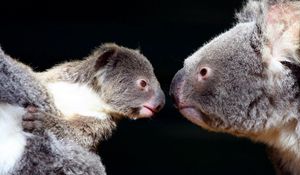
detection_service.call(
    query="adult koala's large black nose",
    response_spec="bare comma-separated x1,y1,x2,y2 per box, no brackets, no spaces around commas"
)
169,69,185,108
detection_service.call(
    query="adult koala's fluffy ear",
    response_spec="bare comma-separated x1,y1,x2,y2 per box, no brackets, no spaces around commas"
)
261,1,300,137
239,0,299,62
260,0,300,66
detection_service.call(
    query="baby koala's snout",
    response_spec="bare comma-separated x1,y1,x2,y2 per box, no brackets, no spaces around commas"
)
148,89,165,113
154,89,165,112
140,88,165,117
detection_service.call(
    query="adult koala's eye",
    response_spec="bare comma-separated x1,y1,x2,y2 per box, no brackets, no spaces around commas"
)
198,67,211,81
200,68,208,77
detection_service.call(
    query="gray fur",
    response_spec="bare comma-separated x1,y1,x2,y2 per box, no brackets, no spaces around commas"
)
171,0,300,174
0,51,58,114
0,48,106,174
235,0,263,23
13,133,105,175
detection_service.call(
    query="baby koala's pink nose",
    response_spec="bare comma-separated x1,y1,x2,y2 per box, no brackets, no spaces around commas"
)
198,67,212,81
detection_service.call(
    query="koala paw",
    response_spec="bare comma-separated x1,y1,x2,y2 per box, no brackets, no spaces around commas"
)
22,106,44,133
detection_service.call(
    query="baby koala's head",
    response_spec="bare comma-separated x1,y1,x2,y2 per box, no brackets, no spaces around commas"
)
90,43,165,119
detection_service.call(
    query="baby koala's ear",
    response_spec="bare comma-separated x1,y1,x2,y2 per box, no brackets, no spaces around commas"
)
94,43,119,70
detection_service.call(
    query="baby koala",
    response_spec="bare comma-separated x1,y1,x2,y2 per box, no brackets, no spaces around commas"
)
35,43,165,151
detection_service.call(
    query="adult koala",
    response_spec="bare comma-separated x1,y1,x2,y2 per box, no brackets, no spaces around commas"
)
170,0,300,174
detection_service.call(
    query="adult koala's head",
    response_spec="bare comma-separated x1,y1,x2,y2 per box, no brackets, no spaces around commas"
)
170,0,300,140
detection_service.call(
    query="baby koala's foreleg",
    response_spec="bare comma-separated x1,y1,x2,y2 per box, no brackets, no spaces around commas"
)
22,105,116,151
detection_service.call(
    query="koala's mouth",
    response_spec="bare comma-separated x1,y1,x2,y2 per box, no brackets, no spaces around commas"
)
139,105,156,118
179,106,210,128
126,106,157,120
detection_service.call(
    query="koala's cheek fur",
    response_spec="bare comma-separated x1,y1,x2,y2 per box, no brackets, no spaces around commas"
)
102,81,165,119
185,74,269,134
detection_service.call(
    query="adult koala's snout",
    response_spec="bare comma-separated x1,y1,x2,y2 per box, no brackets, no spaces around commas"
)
169,69,184,106
170,66,214,129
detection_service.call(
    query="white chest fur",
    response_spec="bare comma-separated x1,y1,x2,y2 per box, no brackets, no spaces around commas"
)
0,103,27,174
46,82,110,120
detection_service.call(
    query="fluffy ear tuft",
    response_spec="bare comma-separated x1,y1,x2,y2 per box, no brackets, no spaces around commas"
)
236,0,263,23
94,43,119,70
261,1,300,63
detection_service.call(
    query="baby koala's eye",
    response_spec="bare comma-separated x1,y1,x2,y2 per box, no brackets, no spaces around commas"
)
140,80,147,87
137,79,148,90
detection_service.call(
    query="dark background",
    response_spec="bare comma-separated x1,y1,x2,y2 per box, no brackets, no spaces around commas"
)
0,0,275,174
